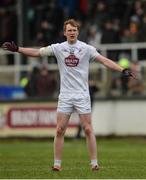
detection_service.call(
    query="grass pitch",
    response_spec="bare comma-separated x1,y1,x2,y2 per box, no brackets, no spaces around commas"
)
0,137,146,179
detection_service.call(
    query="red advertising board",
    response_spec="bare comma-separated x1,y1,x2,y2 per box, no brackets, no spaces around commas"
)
7,107,79,128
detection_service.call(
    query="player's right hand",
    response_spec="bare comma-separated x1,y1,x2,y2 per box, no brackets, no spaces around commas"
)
1,41,19,52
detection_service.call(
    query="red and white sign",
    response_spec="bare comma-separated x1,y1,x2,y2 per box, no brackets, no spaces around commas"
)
7,107,56,128
7,107,79,128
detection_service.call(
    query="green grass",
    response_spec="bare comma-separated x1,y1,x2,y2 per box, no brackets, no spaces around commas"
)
0,138,146,179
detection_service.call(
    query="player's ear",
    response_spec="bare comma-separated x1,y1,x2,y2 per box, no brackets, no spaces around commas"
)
64,31,66,37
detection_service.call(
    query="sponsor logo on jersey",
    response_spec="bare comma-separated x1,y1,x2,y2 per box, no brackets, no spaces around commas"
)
65,55,79,67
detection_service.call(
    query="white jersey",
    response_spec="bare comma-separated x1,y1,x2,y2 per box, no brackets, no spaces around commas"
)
39,40,100,95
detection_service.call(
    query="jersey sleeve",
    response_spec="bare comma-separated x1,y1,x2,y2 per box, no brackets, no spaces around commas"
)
88,45,100,61
50,43,60,58
39,46,54,56
39,43,60,57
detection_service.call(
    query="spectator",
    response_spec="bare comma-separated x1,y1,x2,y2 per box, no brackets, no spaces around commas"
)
89,1,108,29
128,61,144,96
101,20,120,44
87,25,101,47
35,65,57,97
24,66,39,97
138,13,146,42
121,28,133,43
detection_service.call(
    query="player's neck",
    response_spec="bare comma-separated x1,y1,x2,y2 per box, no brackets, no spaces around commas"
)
67,39,78,45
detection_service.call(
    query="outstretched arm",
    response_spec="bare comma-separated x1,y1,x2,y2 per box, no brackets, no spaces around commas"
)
96,54,136,79
96,55,123,72
1,41,40,57
18,47,40,57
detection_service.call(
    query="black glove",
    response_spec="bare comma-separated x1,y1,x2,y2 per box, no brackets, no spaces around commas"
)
122,68,136,79
1,41,19,52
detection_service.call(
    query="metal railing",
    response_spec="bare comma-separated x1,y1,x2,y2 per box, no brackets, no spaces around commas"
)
0,42,146,85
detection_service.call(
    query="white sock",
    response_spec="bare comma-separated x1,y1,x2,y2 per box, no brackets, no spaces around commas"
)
54,159,61,167
91,159,98,166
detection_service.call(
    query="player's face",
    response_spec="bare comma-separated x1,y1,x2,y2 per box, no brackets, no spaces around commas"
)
64,24,79,44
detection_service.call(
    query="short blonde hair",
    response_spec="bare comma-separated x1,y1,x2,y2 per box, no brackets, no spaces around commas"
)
63,19,80,31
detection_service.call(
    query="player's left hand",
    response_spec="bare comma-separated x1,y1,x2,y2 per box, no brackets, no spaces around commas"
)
122,68,137,79
1,41,19,52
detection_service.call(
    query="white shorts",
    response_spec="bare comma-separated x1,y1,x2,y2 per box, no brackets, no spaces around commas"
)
57,93,91,114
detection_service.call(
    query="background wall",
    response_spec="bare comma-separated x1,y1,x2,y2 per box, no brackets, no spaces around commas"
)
92,100,146,135
0,99,146,137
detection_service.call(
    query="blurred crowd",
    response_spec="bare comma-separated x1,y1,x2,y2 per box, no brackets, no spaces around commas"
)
0,0,146,99
110,61,145,97
20,59,145,99
1,0,146,46
20,63,58,98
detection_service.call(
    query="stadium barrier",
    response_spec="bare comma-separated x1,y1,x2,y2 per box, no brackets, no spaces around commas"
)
92,97,146,136
0,97,146,137
0,99,79,137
